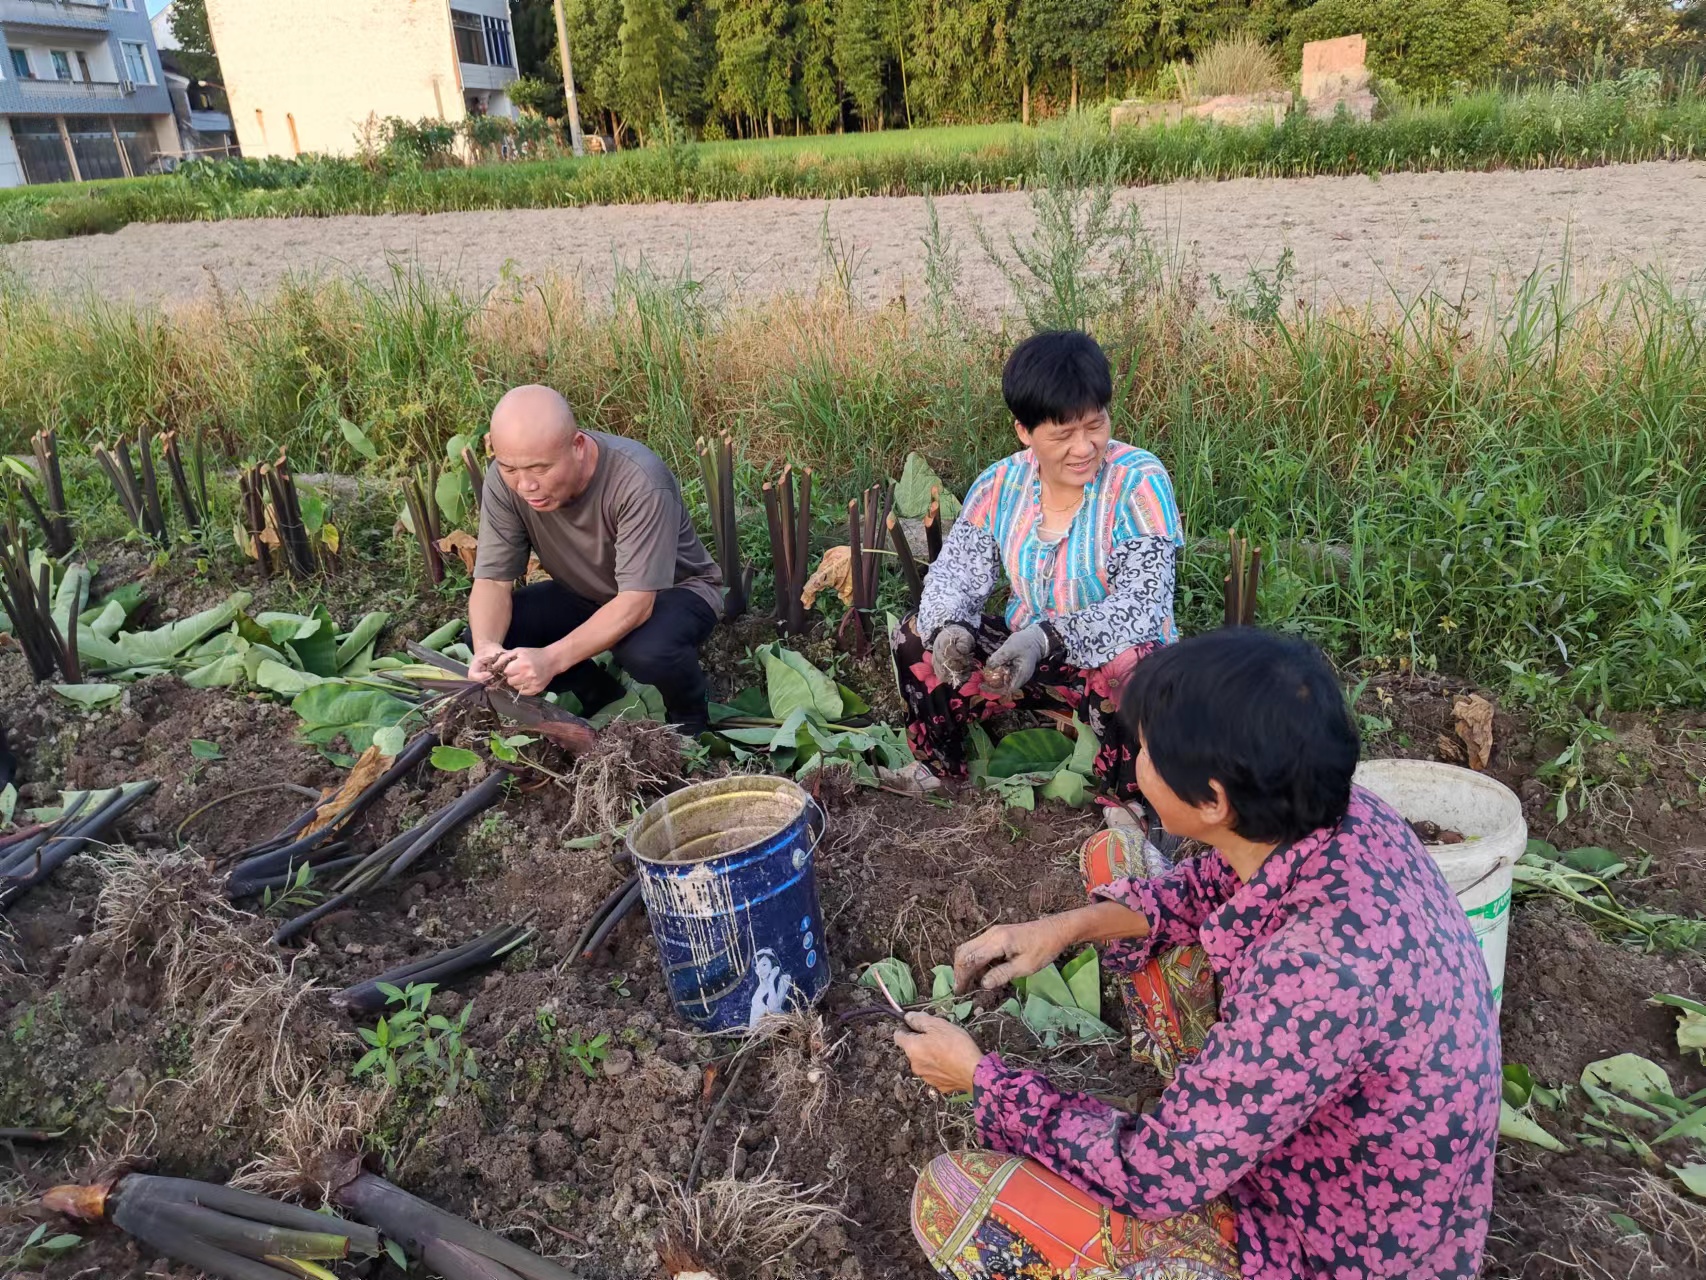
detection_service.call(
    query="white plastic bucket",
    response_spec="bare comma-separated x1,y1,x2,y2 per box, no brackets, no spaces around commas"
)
1351,759,1526,1011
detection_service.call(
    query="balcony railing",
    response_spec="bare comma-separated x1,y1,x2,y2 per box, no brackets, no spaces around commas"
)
0,0,111,28
16,75,134,98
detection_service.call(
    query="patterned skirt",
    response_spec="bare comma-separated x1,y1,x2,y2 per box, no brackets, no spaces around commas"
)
910,829,1236,1280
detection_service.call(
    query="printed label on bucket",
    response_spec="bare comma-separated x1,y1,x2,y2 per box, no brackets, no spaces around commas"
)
1463,885,1511,1006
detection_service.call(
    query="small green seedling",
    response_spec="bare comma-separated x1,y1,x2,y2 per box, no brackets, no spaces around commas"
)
353,982,478,1097
858,957,918,1005
189,738,223,761
998,947,1117,1046
7,1224,82,1268
261,861,323,915
930,966,974,1023
487,732,536,763
563,1031,610,1077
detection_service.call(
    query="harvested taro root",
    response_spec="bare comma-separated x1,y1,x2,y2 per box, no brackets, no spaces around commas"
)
1408,819,1465,845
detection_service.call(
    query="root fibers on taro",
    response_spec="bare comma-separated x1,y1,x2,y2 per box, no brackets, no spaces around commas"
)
562,718,686,837
652,1158,847,1280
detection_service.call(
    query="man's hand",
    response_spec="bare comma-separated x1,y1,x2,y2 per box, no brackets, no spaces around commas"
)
952,917,1073,995
981,624,1051,698
894,1012,984,1094
497,646,560,697
468,646,512,686
930,624,978,687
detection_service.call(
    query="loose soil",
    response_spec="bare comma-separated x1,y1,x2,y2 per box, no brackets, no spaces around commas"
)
2,568,1704,1279
4,162,1704,315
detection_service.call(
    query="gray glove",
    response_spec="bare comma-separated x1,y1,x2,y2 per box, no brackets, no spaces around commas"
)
929,623,978,687
982,625,1051,698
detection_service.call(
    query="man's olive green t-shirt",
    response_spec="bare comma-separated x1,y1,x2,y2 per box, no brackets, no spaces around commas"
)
473,432,722,615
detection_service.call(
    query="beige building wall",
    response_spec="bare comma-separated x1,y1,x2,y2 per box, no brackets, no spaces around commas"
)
206,0,463,159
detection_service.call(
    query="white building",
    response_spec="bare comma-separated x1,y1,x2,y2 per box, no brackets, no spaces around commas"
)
204,0,520,161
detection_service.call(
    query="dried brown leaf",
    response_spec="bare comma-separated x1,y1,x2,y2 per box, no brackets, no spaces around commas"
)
1453,694,1495,771
303,744,391,837
436,529,480,572
802,545,853,609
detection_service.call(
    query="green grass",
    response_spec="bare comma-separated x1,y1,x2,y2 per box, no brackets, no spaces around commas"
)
1,78,1702,243
1,160,1703,728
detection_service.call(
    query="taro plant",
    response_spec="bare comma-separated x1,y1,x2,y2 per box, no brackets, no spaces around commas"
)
998,947,1118,1046
352,982,478,1097
968,721,1098,811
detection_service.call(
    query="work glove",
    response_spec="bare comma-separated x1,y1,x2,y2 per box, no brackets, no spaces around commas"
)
929,623,978,687
981,624,1051,698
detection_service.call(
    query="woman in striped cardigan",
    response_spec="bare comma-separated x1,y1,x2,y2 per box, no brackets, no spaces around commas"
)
891,329,1184,802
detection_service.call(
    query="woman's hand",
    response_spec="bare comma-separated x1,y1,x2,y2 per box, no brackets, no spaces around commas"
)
929,624,978,687
894,1012,984,1094
952,917,1073,995
981,624,1051,697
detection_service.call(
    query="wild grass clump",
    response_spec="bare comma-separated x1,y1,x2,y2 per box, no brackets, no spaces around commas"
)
1189,32,1287,98
1,78,1703,243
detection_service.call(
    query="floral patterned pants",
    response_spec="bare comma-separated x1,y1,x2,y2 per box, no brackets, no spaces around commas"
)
910,829,1236,1280
891,614,1155,801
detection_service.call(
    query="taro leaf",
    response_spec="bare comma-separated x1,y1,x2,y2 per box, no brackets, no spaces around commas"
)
769,707,813,751
1067,717,1098,776
189,739,223,761
339,416,380,461
868,725,916,771
1654,1103,1706,1145
1672,1164,1706,1199
760,645,842,722
987,728,1073,780
1558,846,1626,877
51,563,89,632
999,780,1036,811
183,650,247,688
296,487,327,535
1499,1101,1567,1152
1040,770,1092,806
1581,1054,1674,1121
78,592,252,672
894,452,961,521
930,964,974,1021
730,686,771,717
1016,994,1117,1046
371,725,408,757
51,683,123,710
418,618,464,652
589,683,665,729
338,643,377,678
859,957,917,1006
1061,946,1100,1020
284,605,340,677
717,725,789,746
1503,1063,1535,1108
1650,995,1706,1061
256,659,326,696
291,683,415,754
838,684,872,717
431,746,480,772
241,642,292,683
1015,963,1075,1009
435,468,469,527
336,612,389,670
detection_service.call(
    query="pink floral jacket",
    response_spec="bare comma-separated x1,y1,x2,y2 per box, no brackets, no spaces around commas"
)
973,786,1501,1279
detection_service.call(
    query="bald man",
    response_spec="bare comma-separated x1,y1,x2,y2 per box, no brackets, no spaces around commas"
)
468,385,722,735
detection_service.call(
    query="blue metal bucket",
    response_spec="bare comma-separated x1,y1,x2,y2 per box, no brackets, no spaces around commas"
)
627,775,829,1034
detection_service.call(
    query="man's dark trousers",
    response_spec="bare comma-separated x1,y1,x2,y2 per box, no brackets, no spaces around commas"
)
502,581,718,731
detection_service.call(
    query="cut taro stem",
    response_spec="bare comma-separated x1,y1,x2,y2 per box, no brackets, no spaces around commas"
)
1,782,157,911
426,1238,530,1280
332,923,534,1014
330,1169,583,1280
569,873,641,961
146,1200,354,1261
271,770,510,945
116,1175,382,1254
580,879,643,959
223,730,440,884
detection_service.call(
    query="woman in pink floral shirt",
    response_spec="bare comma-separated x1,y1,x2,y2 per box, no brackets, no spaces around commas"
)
896,629,1502,1279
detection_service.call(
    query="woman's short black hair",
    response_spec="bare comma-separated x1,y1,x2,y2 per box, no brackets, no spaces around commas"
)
1120,629,1360,845
1002,330,1114,430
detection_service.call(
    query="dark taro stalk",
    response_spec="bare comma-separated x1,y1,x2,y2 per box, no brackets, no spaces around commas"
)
93,435,169,544
238,464,274,577
331,923,534,1014
263,453,317,579
887,513,923,608
404,465,445,587
696,434,750,620
0,518,79,683
923,491,942,564
1223,529,1261,627
461,443,486,514
28,430,73,555
761,465,813,635
42,1173,380,1280
0,782,156,911
161,430,205,532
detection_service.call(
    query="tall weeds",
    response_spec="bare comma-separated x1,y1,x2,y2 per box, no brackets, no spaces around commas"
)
1,198,1703,716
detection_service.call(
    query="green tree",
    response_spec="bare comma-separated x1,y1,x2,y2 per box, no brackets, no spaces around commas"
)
511,0,560,76
716,0,797,134
565,0,628,138
169,0,221,83
1015,0,1119,107
1502,0,1685,79
618,0,687,136
1290,0,1509,92
910,0,1021,122
834,0,888,127
795,0,843,131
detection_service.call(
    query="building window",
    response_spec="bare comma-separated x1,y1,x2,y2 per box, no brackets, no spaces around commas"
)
121,41,152,85
451,10,487,65
483,16,513,68
51,50,73,80
9,49,31,79
110,0,135,9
